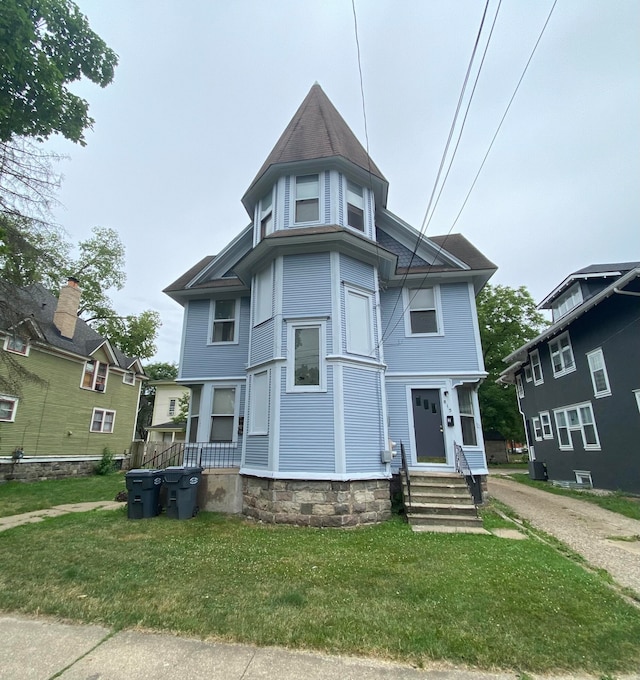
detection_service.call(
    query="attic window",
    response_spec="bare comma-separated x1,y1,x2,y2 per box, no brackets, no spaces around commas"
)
346,180,364,231
552,283,583,321
295,174,319,223
4,335,29,356
122,371,135,385
82,360,108,392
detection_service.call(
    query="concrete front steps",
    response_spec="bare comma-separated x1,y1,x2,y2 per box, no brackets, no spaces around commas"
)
402,471,486,534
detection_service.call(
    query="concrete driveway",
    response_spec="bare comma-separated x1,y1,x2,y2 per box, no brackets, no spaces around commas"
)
488,475,640,598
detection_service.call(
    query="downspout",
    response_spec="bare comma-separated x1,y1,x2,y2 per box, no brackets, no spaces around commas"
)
613,287,640,297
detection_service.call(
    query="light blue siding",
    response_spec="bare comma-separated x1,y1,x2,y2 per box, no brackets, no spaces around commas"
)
283,176,291,229
181,297,250,379
244,436,268,468
338,173,344,224
380,283,479,373
344,367,385,474
340,254,375,290
324,170,331,222
250,318,274,366
385,382,412,471
279,367,335,473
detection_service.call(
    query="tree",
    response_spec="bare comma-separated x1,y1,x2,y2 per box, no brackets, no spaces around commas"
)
172,391,189,425
1,0,118,145
476,284,547,441
135,362,179,439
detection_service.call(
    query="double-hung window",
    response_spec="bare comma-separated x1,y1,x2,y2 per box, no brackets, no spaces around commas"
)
82,360,108,392
457,387,478,446
210,387,236,442
586,348,611,398
295,174,319,223
260,190,273,239
345,287,373,356
532,416,543,441
122,371,135,385
346,180,364,231
90,408,115,433
523,364,532,382
4,335,29,355
210,299,238,343
254,265,273,326
406,287,440,335
0,396,18,422
540,411,553,439
188,386,202,443
287,320,326,392
168,399,176,417
530,350,543,385
553,402,600,451
516,374,524,399
549,333,575,377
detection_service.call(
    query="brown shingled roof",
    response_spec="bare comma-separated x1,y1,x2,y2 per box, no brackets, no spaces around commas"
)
163,255,216,292
428,234,497,271
247,84,386,192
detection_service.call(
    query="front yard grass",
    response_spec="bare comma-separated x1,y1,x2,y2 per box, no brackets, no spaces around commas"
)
1,508,639,674
507,474,640,521
0,473,125,517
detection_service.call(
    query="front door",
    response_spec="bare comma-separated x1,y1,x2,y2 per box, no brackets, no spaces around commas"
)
411,389,446,464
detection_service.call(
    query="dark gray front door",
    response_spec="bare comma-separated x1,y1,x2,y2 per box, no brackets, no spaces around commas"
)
412,389,446,464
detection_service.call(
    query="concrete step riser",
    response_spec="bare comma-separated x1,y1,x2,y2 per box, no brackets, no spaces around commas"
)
408,506,477,517
409,497,474,506
409,515,483,528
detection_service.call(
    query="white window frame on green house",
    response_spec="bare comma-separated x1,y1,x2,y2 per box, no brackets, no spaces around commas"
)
540,411,553,439
3,334,29,356
586,348,611,398
248,370,269,435
553,402,600,451
286,319,326,393
345,286,373,357
90,408,116,433
532,416,543,441
346,179,364,231
209,385,240,444
0,395,18,422
254,264,273,326
530,349,544,385
549,332,576,378
209,298,240,344
81,360,108,392
294,173,320,224
122,370,135,385
403,286,443,337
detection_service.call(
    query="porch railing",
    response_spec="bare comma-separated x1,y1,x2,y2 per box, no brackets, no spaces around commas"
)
454,442,483,505
135,441,241,470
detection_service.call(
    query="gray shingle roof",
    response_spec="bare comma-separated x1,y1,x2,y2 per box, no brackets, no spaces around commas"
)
573,262,640,276
247,84,386,193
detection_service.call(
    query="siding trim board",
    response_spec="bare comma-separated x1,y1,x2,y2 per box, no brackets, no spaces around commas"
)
239,469,391,481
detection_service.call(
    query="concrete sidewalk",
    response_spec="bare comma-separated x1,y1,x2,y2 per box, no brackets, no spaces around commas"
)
488,475,640,597
3,614,639,680
0,501,122,532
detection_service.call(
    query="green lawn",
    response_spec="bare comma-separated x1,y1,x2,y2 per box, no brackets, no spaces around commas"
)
0,473,126,517
507,474,640,521
1,506,639,673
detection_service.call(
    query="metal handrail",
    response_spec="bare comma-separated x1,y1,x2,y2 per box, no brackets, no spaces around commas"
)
454,441,483,505
400,441,412,512
139,441,242,470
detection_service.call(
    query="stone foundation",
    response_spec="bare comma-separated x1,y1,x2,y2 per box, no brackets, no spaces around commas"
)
242,477,391,527
0,456,126,483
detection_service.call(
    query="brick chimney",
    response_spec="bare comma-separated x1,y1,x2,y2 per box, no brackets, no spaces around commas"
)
53,277,81,339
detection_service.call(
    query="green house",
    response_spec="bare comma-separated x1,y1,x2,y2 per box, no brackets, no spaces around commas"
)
0,279,146,480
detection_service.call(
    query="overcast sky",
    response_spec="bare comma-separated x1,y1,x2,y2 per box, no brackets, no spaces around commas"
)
46,0,640,364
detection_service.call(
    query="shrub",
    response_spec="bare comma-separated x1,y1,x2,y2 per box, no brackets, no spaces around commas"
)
95,448,116,476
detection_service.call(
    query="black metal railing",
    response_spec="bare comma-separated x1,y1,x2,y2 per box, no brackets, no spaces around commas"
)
400,441,412,513
138,441,241,470
454,442,483,505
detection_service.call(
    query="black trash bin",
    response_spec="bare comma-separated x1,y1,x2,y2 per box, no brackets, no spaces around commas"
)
125,469,163,519
528,460,548,481
163,466,203,519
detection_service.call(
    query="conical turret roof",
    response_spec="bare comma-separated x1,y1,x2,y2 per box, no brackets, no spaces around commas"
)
245,84,386,201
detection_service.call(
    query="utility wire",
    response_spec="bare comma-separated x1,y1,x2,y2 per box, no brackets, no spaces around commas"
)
379,0,558,348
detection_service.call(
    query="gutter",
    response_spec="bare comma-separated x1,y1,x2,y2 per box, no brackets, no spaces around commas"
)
613,287,640,297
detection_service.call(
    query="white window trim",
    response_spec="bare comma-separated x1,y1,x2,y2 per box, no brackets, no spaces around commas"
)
345,286,373,357
208,298,240,345
516,374,524,399
635,389,640,414
210,384,241,444
122,371,135,385
530,349,544,385
293,173,323,225
553,401,600,451
402,285,444,338
286,319,327,393
345,178,365,232
80,360,109,393
259,188,274,239
549,332,576,378
254,264,273,327
540,411,553,439
523,364,533,383
552,283,583,321
457,385,479,447
586,348,612,398
0,395,19,422
3,335,30,356
532,416,543,441
168,399,176,417
248,370,269,435
574,470,593,487
90,408,116,433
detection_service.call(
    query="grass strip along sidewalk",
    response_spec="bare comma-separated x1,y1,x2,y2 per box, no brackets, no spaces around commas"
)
0,503,639,674
506,473,640,521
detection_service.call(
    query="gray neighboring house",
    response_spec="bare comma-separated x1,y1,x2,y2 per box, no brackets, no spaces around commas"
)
500,263,640,494
165,84,496,525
